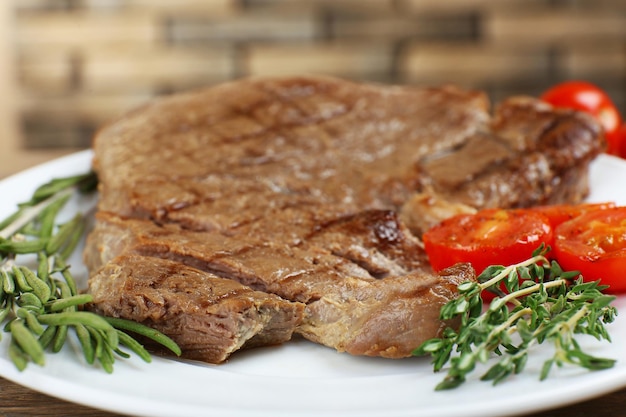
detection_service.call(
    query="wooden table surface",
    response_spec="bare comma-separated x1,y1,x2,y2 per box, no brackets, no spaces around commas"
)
0,374,625,417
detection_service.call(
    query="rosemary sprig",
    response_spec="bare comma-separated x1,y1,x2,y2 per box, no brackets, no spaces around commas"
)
0,172,181,372
414,245,617,390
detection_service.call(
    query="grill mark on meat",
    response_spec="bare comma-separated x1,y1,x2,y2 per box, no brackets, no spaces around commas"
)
148,250,270,292
304,210,422,280
259,80,351,126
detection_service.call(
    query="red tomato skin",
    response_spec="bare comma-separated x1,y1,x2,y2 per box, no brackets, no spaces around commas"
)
553,207,626,294
540,81,622,154
616,123,626,159
606,125,626,157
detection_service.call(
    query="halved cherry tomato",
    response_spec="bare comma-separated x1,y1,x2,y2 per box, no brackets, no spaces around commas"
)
423,209,553,276
553,207,626,293
541,81,623,155
422,203,623,299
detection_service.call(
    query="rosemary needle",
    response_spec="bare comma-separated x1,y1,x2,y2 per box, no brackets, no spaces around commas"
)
0,171,181,372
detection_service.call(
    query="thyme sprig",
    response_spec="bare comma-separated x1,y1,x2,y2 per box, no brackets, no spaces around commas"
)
0,172,181,372
414,246,617,390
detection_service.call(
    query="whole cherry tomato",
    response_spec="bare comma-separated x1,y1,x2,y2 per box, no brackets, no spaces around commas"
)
540,81,623,155
617,123,626,159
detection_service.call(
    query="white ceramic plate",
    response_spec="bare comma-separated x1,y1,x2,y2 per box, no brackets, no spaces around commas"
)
1,150,625,417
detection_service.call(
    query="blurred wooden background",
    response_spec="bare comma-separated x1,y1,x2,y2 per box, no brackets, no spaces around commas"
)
0,0,625,178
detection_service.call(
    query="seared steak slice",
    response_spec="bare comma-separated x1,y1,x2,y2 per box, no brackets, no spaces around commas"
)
87,75,604,361
87,253,304,363
85,209,469,358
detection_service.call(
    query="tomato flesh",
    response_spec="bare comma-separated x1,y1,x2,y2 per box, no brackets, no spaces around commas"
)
553,207,626,293
423,209,553,275
515,202,615,230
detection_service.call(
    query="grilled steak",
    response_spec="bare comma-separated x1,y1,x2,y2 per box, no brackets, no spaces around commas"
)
85,75,604,362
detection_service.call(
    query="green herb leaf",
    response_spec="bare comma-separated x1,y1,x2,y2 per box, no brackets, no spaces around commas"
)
414,251,617,389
